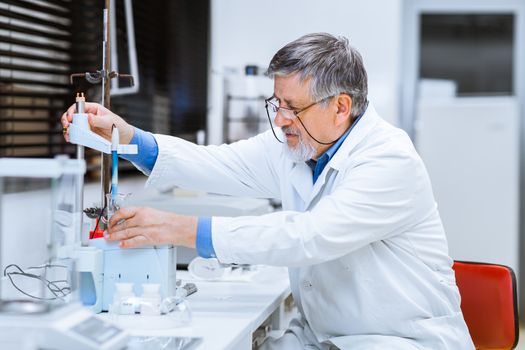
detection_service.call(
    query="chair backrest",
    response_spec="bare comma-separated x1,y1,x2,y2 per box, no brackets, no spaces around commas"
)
452,261,519,350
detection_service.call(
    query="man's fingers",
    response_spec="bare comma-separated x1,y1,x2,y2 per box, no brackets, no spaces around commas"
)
105,226,150,249
87,113,109,129
108,207,138,229
61,104,75,141
61,114,69,127
62,102,100,140
61,112,70,142
106,226,139,241
66,103,76,118
61,110,72,126
65,102,102,120
119,235,149,249
84,102,103,113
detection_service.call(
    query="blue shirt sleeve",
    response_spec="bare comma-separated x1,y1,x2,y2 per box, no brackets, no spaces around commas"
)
196,217,217,258
120,127,159,174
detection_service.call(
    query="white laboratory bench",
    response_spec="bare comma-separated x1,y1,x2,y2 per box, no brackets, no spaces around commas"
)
107,267,291,350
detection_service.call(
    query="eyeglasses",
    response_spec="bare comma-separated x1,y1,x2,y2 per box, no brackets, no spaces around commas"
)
264,95,336,145
265,96,333,121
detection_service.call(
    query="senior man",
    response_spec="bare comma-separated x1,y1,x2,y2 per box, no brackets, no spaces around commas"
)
62,33,474,349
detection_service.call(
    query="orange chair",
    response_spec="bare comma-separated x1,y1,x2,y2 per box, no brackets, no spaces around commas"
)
452,261,519,350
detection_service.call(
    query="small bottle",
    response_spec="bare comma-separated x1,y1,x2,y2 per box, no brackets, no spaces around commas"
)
140,283,161,316
112,282,135,315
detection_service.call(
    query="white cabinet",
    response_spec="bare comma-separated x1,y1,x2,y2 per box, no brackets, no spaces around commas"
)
416,97,519,276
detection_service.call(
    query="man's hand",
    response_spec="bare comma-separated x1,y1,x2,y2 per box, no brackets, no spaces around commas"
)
61,102,134,144
105,206,198,249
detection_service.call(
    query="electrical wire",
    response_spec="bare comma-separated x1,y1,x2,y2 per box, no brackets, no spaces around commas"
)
3,264,71,301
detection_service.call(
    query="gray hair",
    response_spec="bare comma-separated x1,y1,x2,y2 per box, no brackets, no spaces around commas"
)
267,33,368,118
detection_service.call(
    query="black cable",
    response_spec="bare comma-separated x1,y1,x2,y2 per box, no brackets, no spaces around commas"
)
3,264,71,301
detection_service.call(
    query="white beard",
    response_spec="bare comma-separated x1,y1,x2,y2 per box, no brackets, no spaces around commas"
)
282,127,316,162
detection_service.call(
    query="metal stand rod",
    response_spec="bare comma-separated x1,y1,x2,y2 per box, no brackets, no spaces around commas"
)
69,0,134,226
101,3,112,222
77,145,87,246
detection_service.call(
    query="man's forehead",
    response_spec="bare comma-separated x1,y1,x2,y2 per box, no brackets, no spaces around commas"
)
273,75,311,106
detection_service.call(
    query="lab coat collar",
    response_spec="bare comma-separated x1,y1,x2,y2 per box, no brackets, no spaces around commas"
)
289,102,381,206
328,102,380,171
289,161,314,204
307,103,380,202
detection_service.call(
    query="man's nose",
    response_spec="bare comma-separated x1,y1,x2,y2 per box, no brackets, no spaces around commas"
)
274,112,292,128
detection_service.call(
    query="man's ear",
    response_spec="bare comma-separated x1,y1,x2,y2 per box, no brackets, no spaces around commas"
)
334,94,352,126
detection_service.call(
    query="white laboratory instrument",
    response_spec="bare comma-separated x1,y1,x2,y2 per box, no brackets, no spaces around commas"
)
0,157,129,350
87,238,176,312
71,95,175,313
68,93,138,156
66,93,177,313
0,303,127,350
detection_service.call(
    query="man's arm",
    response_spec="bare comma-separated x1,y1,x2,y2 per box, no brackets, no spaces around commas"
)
145,130,282,199
106,144,432,265
210,148,433,267
120,127,158,175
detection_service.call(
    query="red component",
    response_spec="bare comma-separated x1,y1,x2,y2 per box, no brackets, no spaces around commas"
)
90,229,104,239
452,261,518,350
89,216,104,239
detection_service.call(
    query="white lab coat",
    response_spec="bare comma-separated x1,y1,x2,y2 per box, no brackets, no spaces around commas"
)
145,104,474,349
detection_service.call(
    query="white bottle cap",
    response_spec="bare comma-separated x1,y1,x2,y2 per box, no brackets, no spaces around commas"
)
115,282,134,293
141,283,161,296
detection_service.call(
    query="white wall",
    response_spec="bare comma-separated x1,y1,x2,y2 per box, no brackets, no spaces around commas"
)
208,0,404,144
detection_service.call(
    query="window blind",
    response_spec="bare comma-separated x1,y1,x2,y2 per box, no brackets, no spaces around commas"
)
1,0,210,188
0,0,74,158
